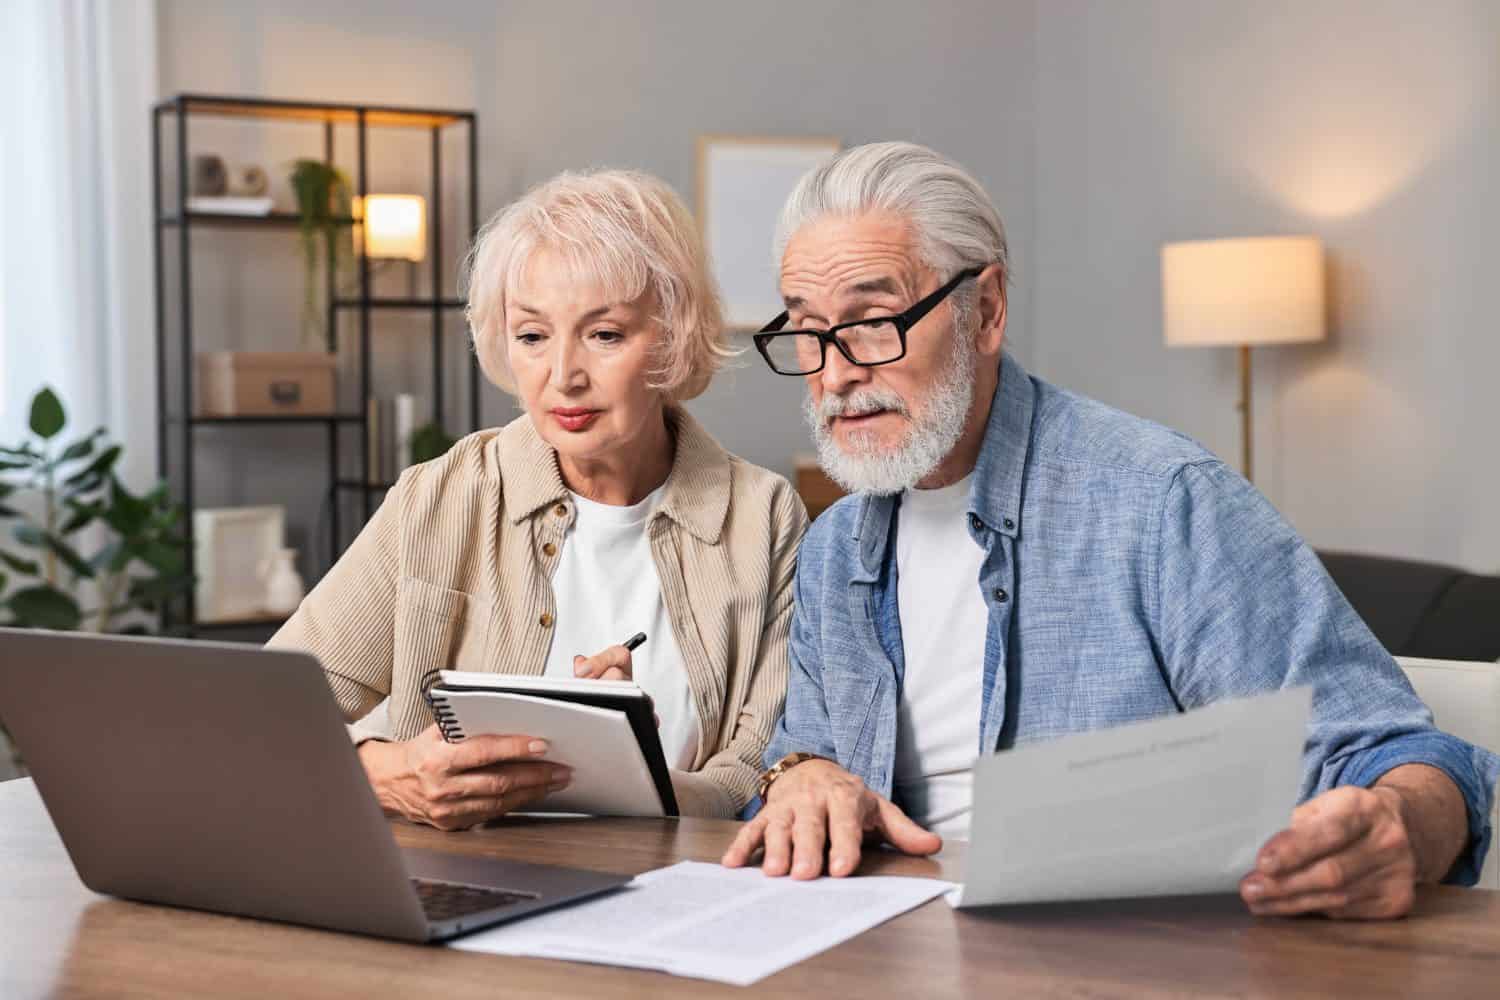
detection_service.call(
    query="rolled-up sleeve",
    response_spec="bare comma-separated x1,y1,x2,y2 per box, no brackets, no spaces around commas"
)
1154,460,1500,884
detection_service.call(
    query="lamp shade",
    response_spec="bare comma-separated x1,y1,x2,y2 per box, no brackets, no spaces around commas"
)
360,194,427,262
1162,236,1325,347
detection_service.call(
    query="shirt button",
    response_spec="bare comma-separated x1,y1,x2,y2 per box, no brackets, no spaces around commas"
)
968,514,982,532
554,503,568,517
1003,517,1016,531
539,612,554,628
993,588,1009,603
542,542,557,557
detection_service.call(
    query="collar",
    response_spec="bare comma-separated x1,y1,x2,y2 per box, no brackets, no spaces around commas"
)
850,351,1036,580
492,404,733,545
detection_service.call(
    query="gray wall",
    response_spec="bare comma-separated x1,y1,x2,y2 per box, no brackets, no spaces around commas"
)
158,0,1500,574
1032,0,1500,570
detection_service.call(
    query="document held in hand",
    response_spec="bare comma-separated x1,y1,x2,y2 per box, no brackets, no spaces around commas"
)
953,686,1313,907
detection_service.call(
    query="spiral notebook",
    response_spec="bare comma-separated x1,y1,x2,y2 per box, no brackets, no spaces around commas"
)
425,671,678,817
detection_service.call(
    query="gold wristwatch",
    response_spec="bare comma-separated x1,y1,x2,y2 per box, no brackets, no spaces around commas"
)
756,752,827,802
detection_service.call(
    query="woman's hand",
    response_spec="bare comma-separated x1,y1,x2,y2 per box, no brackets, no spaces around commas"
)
357,724,571,831
573,644,633,681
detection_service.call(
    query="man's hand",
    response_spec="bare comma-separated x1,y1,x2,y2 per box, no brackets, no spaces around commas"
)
1239,764,1467,919
574,644,633,681
358,724,571,831
721,758,942,879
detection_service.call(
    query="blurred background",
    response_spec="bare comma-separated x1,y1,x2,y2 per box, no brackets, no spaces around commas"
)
0,0,1496,687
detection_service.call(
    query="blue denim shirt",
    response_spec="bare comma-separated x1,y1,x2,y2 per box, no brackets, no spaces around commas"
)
761,353,1499,884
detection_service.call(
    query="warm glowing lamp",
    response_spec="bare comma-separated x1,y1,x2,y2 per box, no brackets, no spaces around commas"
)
359,194,427,262
1161,236,1325,483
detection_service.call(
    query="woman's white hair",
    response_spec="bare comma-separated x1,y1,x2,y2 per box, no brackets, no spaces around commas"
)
775,141,1009,326
462,169,732,401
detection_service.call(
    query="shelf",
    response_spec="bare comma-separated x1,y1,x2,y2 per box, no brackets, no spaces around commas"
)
333,298,467,310
184,414,364,426
157,94,473,129
336,479,395,492
160,212,355,229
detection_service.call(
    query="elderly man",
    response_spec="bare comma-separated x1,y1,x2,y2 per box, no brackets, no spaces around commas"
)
722,141,1499,919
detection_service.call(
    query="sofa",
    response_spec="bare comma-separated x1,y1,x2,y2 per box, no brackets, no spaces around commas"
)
1317,551,1500,662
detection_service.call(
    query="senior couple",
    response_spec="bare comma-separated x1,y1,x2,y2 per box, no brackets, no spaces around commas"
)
271,142,1499,920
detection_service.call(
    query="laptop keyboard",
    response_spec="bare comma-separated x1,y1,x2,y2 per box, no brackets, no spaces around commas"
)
412,878,539,921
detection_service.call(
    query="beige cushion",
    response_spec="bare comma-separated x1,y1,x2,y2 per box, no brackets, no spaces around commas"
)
1395,657,1500,888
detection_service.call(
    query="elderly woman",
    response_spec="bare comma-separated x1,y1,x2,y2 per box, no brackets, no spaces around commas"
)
268,169,806,826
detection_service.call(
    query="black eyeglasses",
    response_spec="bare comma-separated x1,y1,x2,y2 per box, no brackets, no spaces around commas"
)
753,266,985,376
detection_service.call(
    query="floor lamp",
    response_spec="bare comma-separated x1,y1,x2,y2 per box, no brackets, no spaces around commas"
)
1161,236,1325,483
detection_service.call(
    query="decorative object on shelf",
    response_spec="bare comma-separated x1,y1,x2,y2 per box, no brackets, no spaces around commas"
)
229,163,269,196
697,134,840,328
1161,236,1326,483
191,153,227,195
195,351,338,417
409,421,458,464
0,387,192,635
288,158,353,349
186,195,274,216
259,547,305,615
393,393,418,473
193,505,286,623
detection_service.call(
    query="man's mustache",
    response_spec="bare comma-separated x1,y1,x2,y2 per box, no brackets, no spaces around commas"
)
814,390,911,425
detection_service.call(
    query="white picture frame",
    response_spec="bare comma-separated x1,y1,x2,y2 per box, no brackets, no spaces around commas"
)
193,505,286,623
697,134,841,329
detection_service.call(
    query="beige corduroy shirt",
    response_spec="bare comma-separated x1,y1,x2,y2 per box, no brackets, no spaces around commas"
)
267,406,807,818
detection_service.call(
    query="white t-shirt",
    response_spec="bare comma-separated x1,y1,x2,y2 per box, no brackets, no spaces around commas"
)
542,487,700,770
892,474,988,840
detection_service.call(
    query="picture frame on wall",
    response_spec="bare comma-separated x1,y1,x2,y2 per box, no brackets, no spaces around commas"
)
193,505,286,623
697,134,840,329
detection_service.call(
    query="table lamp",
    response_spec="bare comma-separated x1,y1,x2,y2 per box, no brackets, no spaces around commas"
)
1161,236,1325,483
356,194,427,295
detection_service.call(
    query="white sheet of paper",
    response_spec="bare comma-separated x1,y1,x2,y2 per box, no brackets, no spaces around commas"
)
450,861,954,987
953,686,1313,907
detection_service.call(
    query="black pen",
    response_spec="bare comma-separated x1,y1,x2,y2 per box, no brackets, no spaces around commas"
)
623,632,647,652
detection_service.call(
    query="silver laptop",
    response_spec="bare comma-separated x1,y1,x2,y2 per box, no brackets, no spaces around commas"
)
0,627,628,942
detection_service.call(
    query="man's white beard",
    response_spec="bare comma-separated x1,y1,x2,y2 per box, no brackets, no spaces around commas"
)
805,333,977,496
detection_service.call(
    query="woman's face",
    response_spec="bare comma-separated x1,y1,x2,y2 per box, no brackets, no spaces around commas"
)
504,248,667,468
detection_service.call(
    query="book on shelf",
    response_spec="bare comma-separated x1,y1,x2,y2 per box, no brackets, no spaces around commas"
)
185,196,274,216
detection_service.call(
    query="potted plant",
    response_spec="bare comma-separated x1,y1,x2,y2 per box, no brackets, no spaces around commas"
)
0,387,192,775
288,158,354,350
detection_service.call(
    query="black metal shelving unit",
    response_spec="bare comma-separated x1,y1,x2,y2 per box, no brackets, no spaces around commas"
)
151,94,481,636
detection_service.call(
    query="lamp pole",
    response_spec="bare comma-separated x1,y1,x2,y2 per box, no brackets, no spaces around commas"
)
1238,344,1253,483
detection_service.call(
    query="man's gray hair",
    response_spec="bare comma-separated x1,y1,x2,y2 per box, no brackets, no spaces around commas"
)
775,141,1009,286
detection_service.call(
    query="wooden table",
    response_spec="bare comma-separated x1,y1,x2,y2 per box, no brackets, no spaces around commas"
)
4,778,1500,998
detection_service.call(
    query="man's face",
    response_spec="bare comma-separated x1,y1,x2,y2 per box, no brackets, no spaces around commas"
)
779,211,979,493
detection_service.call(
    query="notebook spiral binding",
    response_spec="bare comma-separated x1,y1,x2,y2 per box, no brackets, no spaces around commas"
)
419,669,466,743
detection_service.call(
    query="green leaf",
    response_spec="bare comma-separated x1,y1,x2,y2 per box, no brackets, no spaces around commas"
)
6,586,82,630
58,433,98,463
0,459,32,472
0,551,40,576
0,504,20,518
59,501,99,534
139,541,185,576
102,479,150,538
42,533,94,580
12,522,43,548
28,388,66,440
62,445,120,488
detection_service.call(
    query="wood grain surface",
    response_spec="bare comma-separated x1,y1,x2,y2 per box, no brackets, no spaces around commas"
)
3,778,1498,998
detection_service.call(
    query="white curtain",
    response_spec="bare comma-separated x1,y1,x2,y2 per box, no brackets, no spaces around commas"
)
0,0,159,489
